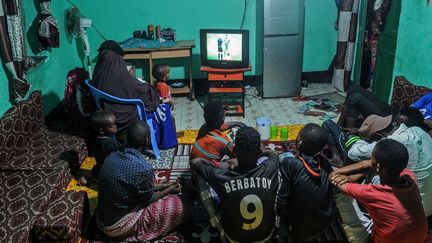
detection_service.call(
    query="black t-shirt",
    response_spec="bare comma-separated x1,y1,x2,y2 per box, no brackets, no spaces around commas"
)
276,153,334,242
92,136,121,178
191,153,279,242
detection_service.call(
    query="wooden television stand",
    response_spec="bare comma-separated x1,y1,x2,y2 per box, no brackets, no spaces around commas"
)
200,65,252,117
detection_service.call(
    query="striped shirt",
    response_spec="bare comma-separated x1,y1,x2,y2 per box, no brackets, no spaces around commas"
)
190,123,233,166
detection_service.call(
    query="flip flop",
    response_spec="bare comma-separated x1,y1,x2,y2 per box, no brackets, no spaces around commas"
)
292,95,311,102
297,104,311,114
320,113,338,120
303,111,326,117
313,102,334,111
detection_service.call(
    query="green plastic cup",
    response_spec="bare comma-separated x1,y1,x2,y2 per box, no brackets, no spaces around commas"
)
271,126,278,140
280,127,289,141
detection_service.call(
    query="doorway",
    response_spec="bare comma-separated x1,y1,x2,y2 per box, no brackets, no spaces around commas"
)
353,0,402,101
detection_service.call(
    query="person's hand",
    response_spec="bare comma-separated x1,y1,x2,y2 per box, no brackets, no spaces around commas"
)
163,180,177,188
342,127,359,135
168,181,182,194
330,174,350,186
329,169,340,178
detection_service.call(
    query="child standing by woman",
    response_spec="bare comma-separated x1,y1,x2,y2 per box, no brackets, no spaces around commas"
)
152,64,174,107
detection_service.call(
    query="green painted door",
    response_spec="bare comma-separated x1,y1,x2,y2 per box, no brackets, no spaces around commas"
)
372,0,402,101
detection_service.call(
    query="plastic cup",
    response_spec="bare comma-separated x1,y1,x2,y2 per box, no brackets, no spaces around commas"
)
270,126,278,140
280,127,289,141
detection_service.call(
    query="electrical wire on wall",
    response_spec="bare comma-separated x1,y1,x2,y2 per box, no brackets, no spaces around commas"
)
66,0,108,40
240,0,250,29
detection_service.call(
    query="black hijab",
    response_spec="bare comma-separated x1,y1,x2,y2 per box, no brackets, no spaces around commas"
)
91,40,159,132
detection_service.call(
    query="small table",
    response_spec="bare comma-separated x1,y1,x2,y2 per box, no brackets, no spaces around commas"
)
200,65,252,117
123,40,195,99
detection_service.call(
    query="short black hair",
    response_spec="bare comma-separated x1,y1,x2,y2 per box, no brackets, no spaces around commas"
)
152,64,169,81
126,120,150,149
203,101,225,130
235,126,261,152
399,107,425,128
298,123,328,156
373,139,408,176
91,110,116,131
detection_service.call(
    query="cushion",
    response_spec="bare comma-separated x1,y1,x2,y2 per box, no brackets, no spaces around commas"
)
2,127,87,171
391,76,432,112
0,169,71,243
0,91,44,166
32,191,89,241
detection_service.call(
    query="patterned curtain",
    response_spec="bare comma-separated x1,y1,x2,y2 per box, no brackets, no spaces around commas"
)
37,0,59,49
0,0,30,102
332,0,360,92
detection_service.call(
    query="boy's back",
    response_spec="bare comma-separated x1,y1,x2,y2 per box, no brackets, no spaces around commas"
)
346,169,427,243
191,153,279,242
277,153,334,241
190,123,233,166
92,136,121,178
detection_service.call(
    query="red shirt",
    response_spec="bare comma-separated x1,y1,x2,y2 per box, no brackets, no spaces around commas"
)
346,169,427,243
154,82,170,99
190,123,233,166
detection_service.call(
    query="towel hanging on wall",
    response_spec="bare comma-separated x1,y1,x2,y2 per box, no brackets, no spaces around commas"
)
37,0,59,48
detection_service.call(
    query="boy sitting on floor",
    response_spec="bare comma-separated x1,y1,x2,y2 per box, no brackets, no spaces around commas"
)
330,139,428,243
276,123,334,242
190,101,244,167
190,126,279,242
96,120,191,242
79,110,120,185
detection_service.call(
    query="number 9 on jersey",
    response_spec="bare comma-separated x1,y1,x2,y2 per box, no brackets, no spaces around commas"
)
240,194,263,230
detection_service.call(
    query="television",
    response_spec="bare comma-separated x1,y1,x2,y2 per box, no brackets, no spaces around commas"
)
200,29,249,69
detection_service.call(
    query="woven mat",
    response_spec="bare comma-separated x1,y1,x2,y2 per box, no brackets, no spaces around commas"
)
178,124,304,144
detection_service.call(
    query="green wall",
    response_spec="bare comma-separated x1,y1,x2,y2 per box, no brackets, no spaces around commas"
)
0,1,82,116
70,0,257,80
303,0,338,72
393,1,432,88
1,0,337,116
0,64,9,115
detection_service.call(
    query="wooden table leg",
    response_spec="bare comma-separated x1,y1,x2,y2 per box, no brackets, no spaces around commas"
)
149,53,154,85
189,49,194,100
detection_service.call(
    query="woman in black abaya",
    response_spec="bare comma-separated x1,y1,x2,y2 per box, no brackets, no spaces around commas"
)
91,40,177,149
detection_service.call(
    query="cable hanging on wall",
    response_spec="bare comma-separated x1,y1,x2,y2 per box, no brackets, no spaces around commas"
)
240,0,250,29
66,0,108,41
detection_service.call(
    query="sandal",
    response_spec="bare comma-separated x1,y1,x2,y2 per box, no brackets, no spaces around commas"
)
320,113,338,120
303,111,326,117
297,104,311,114
313,102,334,111
296,101,320,114
292,95,311,102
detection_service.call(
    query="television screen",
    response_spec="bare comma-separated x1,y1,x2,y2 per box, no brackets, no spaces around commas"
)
200,29,249,69
206,33,243,61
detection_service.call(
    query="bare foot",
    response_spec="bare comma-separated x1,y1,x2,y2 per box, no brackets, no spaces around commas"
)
78,176,88,186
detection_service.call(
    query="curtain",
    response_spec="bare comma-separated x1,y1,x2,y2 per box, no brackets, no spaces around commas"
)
332,0,360,92
0,0,30,102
